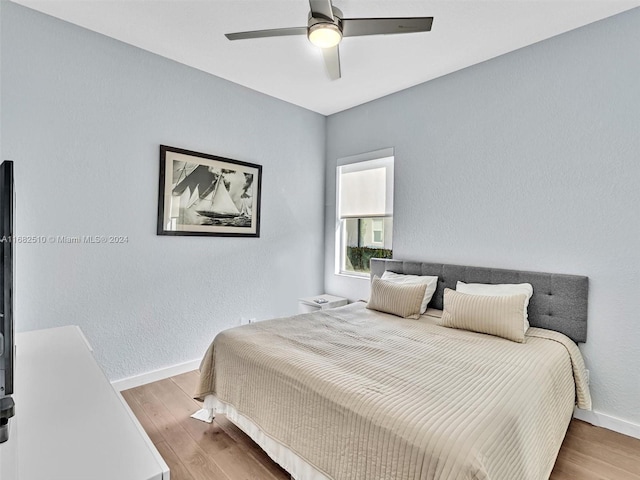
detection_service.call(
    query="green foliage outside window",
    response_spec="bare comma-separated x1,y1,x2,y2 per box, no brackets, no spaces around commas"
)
346,246,392,273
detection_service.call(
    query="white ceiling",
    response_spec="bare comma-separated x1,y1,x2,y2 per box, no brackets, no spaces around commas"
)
12,0,640,115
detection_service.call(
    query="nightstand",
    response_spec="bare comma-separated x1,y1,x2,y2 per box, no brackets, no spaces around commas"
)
298,294,348,314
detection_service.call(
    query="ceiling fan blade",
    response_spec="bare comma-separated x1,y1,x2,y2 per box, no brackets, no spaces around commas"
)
225,27,307,41
309,0,334,21
321,45,341,81
342,17,433,37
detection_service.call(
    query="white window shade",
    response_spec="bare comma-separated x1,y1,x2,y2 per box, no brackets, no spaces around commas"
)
338,157,394,219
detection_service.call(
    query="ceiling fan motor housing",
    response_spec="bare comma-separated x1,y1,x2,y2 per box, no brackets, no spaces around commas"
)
308,6,343,31
307,6,343,48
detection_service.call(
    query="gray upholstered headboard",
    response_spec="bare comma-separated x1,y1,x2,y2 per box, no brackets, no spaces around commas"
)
371,259,588,343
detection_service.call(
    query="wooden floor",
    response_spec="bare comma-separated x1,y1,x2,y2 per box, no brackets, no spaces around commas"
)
123,371,640,480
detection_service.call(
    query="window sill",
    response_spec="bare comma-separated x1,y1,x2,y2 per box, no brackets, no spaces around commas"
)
335,272,370,280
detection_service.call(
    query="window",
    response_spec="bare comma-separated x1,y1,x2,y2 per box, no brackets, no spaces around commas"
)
336,155,394,276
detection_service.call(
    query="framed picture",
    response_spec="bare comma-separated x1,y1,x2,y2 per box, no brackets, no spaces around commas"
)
157,145,262,237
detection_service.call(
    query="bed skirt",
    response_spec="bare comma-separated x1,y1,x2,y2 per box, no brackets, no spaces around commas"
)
192,394,331,480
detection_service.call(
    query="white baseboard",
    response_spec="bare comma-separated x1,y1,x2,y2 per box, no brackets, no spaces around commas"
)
111,359,201,392
574,408,640,440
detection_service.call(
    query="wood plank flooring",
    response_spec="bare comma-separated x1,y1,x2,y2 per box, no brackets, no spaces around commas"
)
123,371,640,480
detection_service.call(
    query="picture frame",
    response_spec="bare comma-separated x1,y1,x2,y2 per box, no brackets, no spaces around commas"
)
157,145,262,237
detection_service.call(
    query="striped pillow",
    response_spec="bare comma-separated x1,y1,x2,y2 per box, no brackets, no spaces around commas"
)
367,276,427,319
381,271,438,314
456,281,533,331
441,288,527,343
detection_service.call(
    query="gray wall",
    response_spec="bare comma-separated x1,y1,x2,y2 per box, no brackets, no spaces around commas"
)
1,2,326,381
325,8,640,424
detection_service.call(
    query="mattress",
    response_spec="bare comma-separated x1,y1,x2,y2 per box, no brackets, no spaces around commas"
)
194,302,591,480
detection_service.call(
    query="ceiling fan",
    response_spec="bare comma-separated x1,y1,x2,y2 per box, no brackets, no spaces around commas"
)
225,0,433,80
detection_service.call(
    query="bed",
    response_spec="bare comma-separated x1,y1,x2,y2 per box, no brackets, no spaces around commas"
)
193,259,591,480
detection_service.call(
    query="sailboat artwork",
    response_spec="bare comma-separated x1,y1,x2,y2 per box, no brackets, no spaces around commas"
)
158,146,262,237
172,163,254,227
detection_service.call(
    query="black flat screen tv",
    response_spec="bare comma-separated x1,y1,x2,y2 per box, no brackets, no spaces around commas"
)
0,160,15,443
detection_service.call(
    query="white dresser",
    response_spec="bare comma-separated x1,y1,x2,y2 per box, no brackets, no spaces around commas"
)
12,326,169,480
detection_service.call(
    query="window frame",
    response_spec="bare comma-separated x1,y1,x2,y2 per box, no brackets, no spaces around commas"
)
335,149,394,278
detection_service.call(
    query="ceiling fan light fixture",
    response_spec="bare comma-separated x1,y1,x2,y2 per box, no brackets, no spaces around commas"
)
308,23,342,49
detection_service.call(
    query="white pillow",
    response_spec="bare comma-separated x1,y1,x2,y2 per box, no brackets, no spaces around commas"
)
381,271,438,314
455,281,533,330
